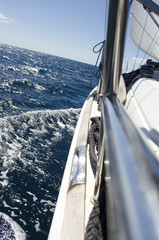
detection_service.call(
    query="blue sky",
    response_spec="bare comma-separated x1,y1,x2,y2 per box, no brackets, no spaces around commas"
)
0,0,148,69
0,0,106,64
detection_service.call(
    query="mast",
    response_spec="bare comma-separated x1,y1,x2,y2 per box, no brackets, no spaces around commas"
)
102,0,130,95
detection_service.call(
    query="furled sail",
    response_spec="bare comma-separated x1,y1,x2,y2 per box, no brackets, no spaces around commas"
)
131,0,159,61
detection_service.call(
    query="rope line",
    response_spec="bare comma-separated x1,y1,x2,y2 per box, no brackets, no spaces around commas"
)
89,41,104,88
85,117,106,240
87,117,100,174
93,41,105,53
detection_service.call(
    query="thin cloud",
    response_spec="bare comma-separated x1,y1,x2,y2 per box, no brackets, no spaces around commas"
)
0,12,16,24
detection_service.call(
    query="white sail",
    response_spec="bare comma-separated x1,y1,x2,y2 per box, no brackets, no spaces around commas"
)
131,0,159,61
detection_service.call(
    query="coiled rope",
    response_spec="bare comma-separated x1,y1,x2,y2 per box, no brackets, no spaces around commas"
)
87,117,100,175
89,41,105,87
85,182,106,240
85,117,106,239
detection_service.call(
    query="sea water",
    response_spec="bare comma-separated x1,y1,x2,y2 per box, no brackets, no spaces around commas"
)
0,44,96,239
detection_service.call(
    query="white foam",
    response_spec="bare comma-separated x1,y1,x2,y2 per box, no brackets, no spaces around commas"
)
8,67,17,71
57,121,65,129
2,55,10,60
0,179,8,186
40,199,55,207
50,208,54,212
3,200,11,208
24,66,38,73
0,108,80,121
27,191,38,202
3,200,19,210
35,219,40,232
11,211,18,217
34,83,46,91
0,108,80,181
0,169,9,186
0,169,8,178
53,132,61,138
0,212,26,239
19,218,27,226
13,199,21,203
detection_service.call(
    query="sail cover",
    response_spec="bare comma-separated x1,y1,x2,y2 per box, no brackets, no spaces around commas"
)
131,0,159,61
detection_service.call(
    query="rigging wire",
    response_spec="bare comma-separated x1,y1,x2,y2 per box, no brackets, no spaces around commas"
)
132,12,149,70
132,12,159,48
89,41,105,88
140,29,159,65
125,60,129,72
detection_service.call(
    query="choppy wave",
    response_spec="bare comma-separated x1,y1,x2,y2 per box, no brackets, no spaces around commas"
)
0,108,80,238
0,43,95,239
0,108,80,183
2,78,46,92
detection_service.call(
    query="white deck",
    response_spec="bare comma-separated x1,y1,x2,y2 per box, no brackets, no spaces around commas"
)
48,88,100,240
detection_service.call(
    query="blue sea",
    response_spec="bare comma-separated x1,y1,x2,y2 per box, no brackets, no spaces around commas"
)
0,44,96,239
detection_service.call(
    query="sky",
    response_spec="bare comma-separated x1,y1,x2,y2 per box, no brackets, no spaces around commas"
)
0,0,106,65
0,0,149,69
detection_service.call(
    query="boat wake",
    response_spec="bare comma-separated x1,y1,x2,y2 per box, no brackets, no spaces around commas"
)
0,108,80,238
